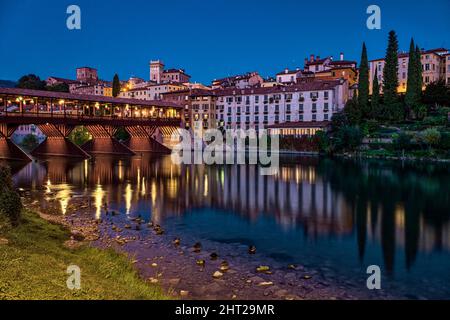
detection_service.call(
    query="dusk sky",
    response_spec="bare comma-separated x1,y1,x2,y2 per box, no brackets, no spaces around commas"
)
1,0,449,84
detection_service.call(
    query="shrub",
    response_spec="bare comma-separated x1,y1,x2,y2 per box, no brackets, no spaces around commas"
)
393,132,412,151
421,128,441,148
0,165,22,225
333,126,363,152
439,132,450,150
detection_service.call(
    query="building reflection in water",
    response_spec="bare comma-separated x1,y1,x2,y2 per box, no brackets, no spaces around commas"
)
10,154,450,274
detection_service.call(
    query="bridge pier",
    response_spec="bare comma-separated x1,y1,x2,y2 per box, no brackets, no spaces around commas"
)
124,125,172,154
0,124,32,161
81,125,135,156
32,124,90,158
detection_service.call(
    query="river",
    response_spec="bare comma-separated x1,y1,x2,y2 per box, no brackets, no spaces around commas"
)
6,154,450,299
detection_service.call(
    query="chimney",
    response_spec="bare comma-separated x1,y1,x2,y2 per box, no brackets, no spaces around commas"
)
340,52,344,61
304,58,308,65
316,55,320,60
310,54,314,62
285,68,289,74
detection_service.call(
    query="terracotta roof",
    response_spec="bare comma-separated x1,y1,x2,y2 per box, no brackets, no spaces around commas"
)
370,48,449,62
213,80,342,96
329,60,357,66
47,77,78,84
276,69,302,76
266,121,330,129
0,87,182,108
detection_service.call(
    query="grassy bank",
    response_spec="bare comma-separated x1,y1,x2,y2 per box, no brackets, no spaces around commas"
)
0,210,168,300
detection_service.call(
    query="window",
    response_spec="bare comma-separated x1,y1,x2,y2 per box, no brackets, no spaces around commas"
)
255,96,259,103
324,103,329,111
286,115,291,122
299,114,303,121
312,114,317,121
299,104,304,112
324,114,329,121
312,103,317,112
324,91,329,99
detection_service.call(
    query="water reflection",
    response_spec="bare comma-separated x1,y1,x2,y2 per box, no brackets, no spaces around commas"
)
9,154,450,296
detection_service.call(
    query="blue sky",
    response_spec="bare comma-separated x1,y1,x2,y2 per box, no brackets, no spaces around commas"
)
0,0,449,84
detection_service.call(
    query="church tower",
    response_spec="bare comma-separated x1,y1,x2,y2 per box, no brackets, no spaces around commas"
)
149,60,164,84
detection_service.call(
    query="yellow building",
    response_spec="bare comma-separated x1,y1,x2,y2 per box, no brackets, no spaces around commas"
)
103,86,113,97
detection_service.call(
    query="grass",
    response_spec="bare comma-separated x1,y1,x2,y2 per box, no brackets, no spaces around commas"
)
0,210,169,300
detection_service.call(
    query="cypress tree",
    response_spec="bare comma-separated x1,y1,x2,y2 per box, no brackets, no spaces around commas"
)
371,69,381,119
383,31,400,116
415,45,423,99
358,42,369,117
405,38,417,111
112,74,121,97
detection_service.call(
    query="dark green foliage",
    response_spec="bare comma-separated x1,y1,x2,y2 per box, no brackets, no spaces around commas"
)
315,130,330,153
439,132,450,150
383,31,400,114
393,132,412,151
405,39,420,115
0,165,22,225
69,127,91,146
330,112,349,132
344,96,362,125
16,74,46,90
112,74,121,97
358,42,369,117
46,83,70,92
422,80,450,108
371,69,381,119
334,126,363,152
415,46,423,99
20,134,39,151
114,127,130,141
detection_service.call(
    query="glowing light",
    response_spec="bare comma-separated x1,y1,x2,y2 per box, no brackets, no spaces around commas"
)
57,184,71,215
93,184,105,220
59,99,65,105
125,183,132,216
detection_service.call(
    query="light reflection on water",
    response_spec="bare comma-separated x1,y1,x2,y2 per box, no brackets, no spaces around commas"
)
9,154,450,298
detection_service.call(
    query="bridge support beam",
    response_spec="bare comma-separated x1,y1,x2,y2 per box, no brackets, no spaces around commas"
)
81,125,135,156
32,124,90,158
123,125,172,154
0,124,32,161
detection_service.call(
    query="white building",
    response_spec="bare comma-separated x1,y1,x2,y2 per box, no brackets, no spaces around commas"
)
214,79,349,132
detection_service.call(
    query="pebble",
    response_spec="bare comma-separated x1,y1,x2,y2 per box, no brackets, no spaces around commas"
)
213,271,224,279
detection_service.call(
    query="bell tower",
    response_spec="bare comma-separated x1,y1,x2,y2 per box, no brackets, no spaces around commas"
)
150,60,164,84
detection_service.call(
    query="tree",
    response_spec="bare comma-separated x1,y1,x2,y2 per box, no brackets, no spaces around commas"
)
20,134,39,151
422,80,450,108
421,128,441,149
405,39,418,113
334,126,363,152
344,96,362,125
358,42,370,117
415,45,423,100
371,69,381,119
112,74,121,97
16,74,46,90
393,132,411,151
383,31,400,118
46,83,70,92
0,165,22,225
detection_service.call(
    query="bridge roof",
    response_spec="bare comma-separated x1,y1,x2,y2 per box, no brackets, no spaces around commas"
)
0,87,182,109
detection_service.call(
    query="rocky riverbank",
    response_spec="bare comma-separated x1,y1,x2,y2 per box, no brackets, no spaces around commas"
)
21,191,399,300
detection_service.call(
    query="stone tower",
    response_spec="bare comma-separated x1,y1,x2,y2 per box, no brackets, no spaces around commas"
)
149,60,164,84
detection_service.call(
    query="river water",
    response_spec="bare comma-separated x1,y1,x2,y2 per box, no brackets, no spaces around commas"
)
6,154,450,299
